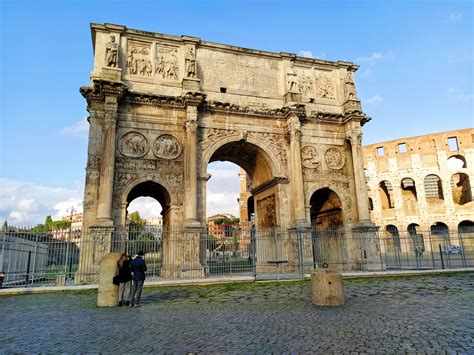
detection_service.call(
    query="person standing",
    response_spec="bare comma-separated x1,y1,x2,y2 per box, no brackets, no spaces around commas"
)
130,251,147,307
117,252,133,306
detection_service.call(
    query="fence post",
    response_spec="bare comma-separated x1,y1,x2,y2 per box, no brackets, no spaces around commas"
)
25,250,32,285
296,228,304,276
0,231,5,275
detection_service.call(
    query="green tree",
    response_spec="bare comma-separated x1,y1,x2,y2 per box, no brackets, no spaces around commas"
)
129,211,146,240
2,220,7,232
44,215,53,231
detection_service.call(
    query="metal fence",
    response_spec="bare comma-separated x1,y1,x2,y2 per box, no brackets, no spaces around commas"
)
1,225,473,288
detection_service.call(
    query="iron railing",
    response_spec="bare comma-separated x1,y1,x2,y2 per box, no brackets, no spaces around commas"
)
1,225,473,288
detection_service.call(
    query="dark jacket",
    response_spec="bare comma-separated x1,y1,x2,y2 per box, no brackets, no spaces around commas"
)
117,258,133,283
131,256,147,281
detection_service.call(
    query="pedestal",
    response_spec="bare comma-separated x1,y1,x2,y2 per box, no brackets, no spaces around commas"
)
182,77,201,92
311,269,344,306
97,252,121,307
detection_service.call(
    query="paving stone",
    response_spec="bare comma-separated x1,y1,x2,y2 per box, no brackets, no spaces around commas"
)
0,273,473,353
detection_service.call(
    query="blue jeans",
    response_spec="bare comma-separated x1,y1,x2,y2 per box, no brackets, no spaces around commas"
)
131,280,144,305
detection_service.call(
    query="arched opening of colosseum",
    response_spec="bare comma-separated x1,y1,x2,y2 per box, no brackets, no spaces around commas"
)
424,174,444,202
451,173,473,205
458,220,474,249
430,222,450,245
309,188,343,228
447,155,467,170
379,181,394,217
401,177,418,215
385,225,401,252
407,223,425,254
206,141,275,228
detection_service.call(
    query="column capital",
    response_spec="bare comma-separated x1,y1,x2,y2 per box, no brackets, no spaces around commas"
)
347,132,362,146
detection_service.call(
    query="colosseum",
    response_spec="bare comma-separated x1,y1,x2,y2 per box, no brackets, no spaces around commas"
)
363,128,474,254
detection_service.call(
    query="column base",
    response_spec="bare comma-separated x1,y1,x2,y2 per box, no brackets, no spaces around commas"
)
284,91,302,104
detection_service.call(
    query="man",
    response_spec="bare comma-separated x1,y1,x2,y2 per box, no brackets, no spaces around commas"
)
130,251,147,307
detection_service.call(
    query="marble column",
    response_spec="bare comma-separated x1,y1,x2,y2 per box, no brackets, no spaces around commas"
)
348,132,371,223
288,115,307,225
96,109,117,224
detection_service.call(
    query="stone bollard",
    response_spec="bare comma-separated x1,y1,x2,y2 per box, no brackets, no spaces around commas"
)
311,269,344,306
97,253,121,307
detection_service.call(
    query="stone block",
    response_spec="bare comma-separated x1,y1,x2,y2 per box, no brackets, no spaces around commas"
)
311,269,344,306
97,252,121,307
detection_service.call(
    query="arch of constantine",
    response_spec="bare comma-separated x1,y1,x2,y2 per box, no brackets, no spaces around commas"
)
78,23,376,279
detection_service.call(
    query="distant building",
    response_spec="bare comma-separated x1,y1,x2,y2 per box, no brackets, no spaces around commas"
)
52,213,83,241
363,128,474,244
207,213,238,239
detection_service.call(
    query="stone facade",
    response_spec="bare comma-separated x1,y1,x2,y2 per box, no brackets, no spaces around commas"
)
79,23,375,277
363,128,474,235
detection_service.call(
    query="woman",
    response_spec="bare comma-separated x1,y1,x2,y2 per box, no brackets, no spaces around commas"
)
117,252,133,306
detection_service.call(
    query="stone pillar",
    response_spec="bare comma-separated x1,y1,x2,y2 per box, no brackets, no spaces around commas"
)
96,97,119,224
288,114,307,225
97,252,121,307
311,269,345,306
184,103,199,224
348,132,371,223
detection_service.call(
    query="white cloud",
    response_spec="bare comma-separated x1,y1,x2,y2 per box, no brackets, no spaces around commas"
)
60,118,88,138
297,50,326,60
447,87,474,101
364,95,384,105
355,52,383,66
0,178,83,226
127,197,163,219
448,13,463,24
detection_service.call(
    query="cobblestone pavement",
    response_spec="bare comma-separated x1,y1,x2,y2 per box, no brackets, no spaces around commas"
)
1,273,473,353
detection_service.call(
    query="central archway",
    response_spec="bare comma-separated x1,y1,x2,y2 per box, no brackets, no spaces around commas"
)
201,139,284,228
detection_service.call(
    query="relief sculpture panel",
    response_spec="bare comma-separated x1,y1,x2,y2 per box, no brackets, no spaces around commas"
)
257,194,276,228
301,145,320,169
153,134,182,159
316,75,336,100
324,147,345,169
155,45,179,80
119,132,149,158
126,41,152,77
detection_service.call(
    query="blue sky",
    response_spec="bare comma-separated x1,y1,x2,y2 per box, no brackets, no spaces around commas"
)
0,0,472,225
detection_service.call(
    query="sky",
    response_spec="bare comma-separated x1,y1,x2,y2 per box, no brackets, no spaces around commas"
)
0,0,472,225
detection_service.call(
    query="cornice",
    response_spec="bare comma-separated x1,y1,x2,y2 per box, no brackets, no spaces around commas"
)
124,92,186,109
80,79,128,106
250,176,289,196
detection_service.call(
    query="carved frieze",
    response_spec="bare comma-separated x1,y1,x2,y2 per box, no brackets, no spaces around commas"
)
199,128,238,151
324,147,345,170
301,146,320,169
303,169,349,185
316,75,335,100
105,35,119,68
204,101,286,119
124,92,186,109
309,111,344,124
116,158,157,171
153,134,182,159
155,45,179,80
126,41,152,77
119,132,149,158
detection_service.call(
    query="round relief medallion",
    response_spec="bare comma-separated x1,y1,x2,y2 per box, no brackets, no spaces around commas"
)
324,147,345,169
153,134,182,159
119,132,149,158
301,145,320,169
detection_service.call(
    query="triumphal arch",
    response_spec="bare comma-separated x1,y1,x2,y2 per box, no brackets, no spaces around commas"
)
79,23,376,278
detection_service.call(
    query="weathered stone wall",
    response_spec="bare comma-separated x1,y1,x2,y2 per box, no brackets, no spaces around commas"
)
363,128,474,232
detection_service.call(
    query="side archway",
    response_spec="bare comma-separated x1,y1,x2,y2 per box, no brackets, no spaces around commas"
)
309,188,343,228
